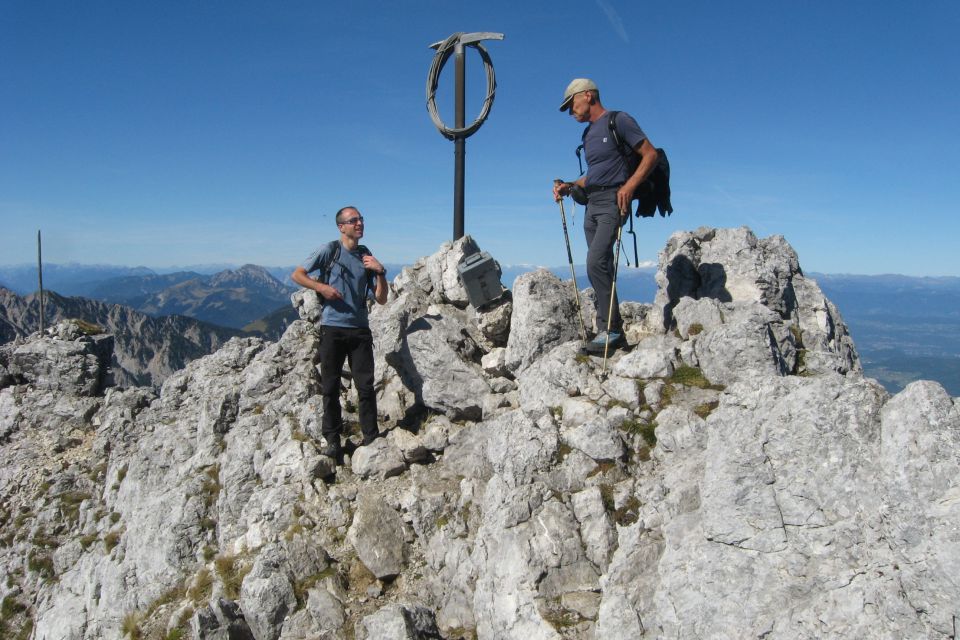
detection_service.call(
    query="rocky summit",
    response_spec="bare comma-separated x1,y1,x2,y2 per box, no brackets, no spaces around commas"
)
1,226,957,640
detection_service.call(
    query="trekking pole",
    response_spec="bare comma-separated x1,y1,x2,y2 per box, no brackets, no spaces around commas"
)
601,215,625,377
554,179,588,343
627,212,639,267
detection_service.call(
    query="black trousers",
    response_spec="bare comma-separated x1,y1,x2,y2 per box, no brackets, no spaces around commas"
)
319,326,378,445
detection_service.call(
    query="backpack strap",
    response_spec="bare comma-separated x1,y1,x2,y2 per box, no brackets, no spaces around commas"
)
356,244,376,299
317,240,377,302
607,111,633,162
318,240,341,285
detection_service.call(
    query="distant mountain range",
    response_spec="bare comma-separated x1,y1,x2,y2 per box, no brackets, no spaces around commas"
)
2,262,958,395
0,263,297,330
0,288,246,387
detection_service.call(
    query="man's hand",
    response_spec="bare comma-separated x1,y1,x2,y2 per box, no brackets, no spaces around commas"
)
616,184,633,216
318,283,343,302
291,266,343,301
362,255,385,276
363,255,389,305
555,177,587,203
553,179,570,203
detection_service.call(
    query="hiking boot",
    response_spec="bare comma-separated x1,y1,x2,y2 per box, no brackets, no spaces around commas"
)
362,432,382,447
322,443,344,465
584,331,625,354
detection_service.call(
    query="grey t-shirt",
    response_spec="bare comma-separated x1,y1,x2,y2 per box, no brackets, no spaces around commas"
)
582,111,647,187
302,241,375,328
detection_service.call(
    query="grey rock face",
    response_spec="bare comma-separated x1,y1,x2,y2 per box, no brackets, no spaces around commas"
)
348,498,408,579
560,417,624,462
653,226,859,382
240,554,297,640
401,311,490,421
655,226,801,318
356,603,442,640
879,380,960,636
320,236,507,425
351,439,407,480
2,320,113,395
3,227,957,640
612,334,679,379
691,300,796,386
505,269,583,374
193,598,255,639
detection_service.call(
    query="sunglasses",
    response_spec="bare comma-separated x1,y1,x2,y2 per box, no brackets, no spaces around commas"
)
339,216,364,225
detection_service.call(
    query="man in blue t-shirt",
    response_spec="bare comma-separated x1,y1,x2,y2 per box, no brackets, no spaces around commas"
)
553,78,660,353
291,206,388,464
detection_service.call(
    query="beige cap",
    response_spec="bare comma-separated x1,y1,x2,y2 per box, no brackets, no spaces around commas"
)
559,78,598,111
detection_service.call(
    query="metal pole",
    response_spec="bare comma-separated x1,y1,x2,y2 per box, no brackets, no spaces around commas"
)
37,229,45,335
427,32,502,241
453,41,466,240
553,180,588,342
602,221,624,377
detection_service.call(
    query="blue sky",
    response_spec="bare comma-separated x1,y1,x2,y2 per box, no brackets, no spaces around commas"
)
2,1,958,276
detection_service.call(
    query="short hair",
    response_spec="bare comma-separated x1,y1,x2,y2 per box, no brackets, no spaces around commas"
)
335,206,359,224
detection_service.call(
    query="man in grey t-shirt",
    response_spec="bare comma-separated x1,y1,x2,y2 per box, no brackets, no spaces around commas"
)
291,206,388,464
553,78,660,353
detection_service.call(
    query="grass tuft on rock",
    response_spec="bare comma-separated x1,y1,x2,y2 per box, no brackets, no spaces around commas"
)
667,365,722,390
215,554,251,600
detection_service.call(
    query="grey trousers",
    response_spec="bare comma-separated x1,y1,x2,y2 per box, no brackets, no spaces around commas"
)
584,188,624,334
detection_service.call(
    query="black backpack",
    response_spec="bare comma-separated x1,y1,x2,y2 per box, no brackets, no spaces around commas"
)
578,111,673,217
316,240,375,300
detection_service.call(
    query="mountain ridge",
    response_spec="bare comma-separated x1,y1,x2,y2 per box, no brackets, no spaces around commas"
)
3,262,959,394
0,287,248,387
2,227,956,639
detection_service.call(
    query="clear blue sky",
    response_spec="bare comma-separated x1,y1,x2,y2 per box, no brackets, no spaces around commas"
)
2,1,958,275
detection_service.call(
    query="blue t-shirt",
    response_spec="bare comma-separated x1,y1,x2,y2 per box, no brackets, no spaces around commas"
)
302,241,375,328
582,111,647,187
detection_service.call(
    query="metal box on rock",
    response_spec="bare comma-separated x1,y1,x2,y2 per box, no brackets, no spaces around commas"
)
457,251,504,309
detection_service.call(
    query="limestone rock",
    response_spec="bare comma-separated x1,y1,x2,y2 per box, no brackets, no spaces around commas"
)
570,487,616,570
306,581,347,635
393,236,481,307
351,438,407,480
402,311,490,420
653,226,858,377
348,498,408,579
291,288,323,324
879,380,960,636
240,560,297,640
193,598,255,640
611,334,679,379
2,320,113,395
505,269,582,374
4,227,957,640
561,417,624,462
692,301,796,386
355,603,442,640
387,428,430,464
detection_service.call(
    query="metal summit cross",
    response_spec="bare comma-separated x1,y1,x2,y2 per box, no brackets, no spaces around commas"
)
426,31,504,241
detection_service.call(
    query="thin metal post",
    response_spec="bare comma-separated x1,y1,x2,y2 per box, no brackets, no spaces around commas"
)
37,229,45,335
453,41,466,240
426,32,502,241
602,221,624,377
553,180,587,342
